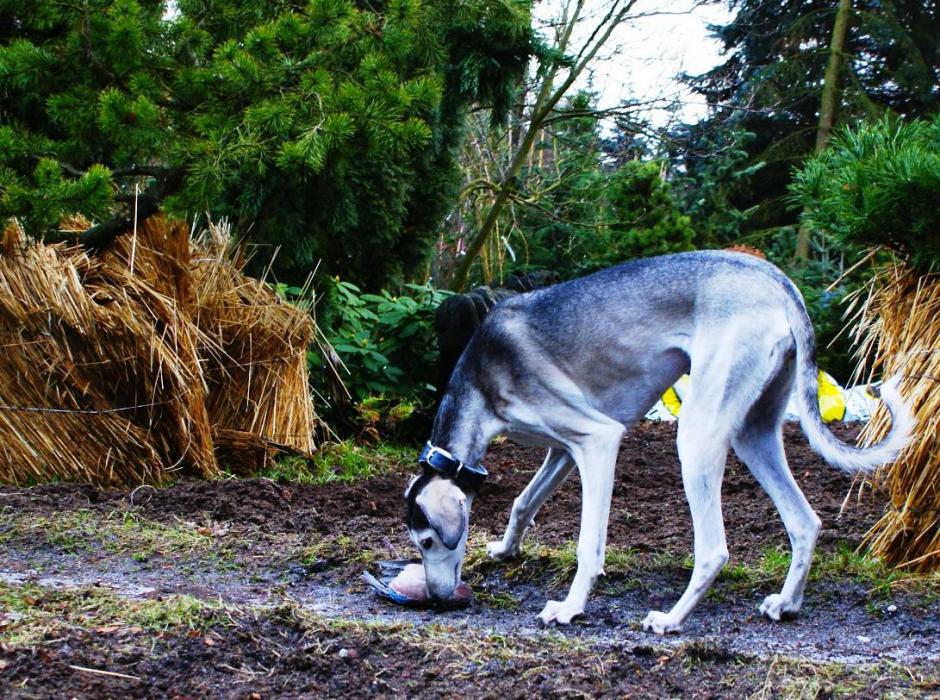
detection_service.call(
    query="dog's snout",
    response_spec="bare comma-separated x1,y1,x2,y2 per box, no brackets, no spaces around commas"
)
426,581,455,600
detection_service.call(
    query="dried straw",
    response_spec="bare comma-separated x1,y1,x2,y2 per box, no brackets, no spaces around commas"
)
190,220,317,456
850,261,940,572
0,216,321,486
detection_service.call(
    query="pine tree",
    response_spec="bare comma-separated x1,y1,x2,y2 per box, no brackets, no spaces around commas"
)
0,0,535,289
678,0,940,239
791,115,940,271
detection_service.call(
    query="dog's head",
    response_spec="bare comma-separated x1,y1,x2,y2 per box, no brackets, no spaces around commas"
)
404,472,471,603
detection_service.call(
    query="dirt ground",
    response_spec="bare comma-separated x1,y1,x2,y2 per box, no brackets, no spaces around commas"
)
1,422,938,698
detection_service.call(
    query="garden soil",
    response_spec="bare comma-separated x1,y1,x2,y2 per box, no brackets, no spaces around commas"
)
1,422,938,698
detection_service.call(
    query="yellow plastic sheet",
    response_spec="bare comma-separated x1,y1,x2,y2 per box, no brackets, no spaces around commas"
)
660,371,846,422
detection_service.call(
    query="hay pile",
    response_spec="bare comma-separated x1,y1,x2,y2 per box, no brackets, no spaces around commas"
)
191,222,318,469
0,216,319,486
851,262,940,572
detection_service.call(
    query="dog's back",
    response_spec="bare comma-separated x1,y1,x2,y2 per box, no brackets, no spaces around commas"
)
456,250,797,426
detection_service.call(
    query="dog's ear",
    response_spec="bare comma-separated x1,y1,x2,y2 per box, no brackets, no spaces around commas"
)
415,479,467,550
404,474,420,499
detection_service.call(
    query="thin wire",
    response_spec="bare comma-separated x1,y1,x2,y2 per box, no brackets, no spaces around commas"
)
0,400,169,415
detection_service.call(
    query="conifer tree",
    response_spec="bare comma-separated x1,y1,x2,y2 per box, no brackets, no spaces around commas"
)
678,0,939,239
0,0,535,289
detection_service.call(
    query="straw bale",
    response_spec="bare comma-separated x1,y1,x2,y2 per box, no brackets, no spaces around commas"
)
0,215,320,486
191,221,317,457
213,428,316,476
2,219,26,254
86,217,219,478
0,240,189,485
852,262,940,571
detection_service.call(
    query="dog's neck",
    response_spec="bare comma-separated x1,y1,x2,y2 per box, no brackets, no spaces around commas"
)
430,386,497,470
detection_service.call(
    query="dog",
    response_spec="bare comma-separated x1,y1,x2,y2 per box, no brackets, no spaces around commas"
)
405,251,912,633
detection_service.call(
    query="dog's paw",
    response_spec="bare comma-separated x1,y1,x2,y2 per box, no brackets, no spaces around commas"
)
538,599,584,625
759,594,800,621
641,610,682,635
486,540,520,561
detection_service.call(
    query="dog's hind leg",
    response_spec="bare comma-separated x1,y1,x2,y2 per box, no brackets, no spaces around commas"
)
641,326,782,634
488,448,575,561
732,357,821,621
642,412,732,634
538,420,624,625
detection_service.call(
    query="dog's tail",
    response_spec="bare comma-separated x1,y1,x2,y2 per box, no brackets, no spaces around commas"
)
785,282,914,474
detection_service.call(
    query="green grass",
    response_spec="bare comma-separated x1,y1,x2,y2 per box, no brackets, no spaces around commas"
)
0,583,229,645
132,594,228,631
260,440,417,485
300,534,380,568
709,543,940,603
463,533,940,606
1,508,237,563
463,535,642,590
473,589,520,610
749,543,939,596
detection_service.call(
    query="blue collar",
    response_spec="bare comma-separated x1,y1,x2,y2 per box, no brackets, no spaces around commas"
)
418,442,488,492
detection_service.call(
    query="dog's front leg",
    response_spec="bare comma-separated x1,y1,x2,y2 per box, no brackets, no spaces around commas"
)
538,431,621,625
488,448,575,561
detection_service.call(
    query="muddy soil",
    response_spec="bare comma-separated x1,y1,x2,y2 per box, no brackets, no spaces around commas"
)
1,422,938,698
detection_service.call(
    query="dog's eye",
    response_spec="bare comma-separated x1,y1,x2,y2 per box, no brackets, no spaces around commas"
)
420,537,434,550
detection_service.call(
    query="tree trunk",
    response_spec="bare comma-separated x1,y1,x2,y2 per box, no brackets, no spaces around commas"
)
448,0,636,291
795,0,851,261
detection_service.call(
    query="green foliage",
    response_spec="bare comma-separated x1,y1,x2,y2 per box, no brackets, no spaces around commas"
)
315,278,452,399
512,92,609,274
443,0,535,124
510,94,694,277
0,157,114,237
679,0,940,236
355,395,419,434
0,0,537,290
603,160,696,261
790,115,940,271
673,129,764,247
260,440,415,485
764,228,869,381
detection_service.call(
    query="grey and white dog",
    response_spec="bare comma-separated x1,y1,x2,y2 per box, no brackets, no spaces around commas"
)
405,251,912,633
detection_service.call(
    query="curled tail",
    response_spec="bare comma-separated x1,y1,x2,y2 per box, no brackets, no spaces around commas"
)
784,284,914,473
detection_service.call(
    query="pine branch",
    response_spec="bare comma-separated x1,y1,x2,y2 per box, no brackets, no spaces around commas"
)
44,167,183,250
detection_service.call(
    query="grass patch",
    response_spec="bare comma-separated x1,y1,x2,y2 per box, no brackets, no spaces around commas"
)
132,594,228,631
463,535,641,589
754,656,940,699
301,534,380,568
758,543,940,595
710,543,940,601
473,589,520,611
462,534,940,606
0,582,229,645
2,508,237,563
260,440,416,485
